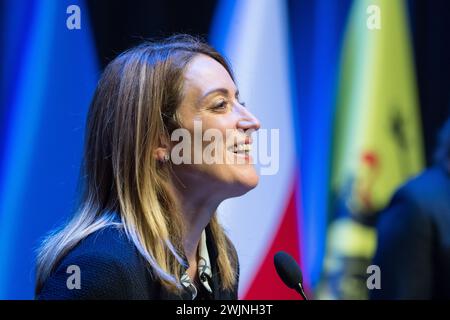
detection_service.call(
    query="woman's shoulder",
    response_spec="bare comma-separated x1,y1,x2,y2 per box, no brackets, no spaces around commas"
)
66,224,137,262
37,225,154,300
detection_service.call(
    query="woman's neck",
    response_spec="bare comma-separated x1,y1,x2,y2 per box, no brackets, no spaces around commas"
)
169,169,231,278
171,179,221,265
180,194,219,264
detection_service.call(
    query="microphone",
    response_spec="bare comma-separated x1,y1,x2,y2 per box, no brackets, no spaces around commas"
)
274,251,308,300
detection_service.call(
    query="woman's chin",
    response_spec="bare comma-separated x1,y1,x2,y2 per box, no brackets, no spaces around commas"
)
229,167,259,196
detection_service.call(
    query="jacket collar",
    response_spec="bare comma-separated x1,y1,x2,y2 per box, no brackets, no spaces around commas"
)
180,229,213,299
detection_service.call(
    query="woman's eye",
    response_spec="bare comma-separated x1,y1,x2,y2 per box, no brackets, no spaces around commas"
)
213,100,227,110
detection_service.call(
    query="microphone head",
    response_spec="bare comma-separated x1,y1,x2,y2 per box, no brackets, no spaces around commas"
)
274,251,303,289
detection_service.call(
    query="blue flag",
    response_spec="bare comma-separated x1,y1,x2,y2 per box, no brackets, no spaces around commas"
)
0,0,98,299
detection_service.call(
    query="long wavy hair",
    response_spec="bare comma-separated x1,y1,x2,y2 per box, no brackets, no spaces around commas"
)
35,34,238,295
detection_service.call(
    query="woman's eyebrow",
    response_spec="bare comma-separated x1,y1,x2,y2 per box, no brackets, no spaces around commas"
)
198,87,238,104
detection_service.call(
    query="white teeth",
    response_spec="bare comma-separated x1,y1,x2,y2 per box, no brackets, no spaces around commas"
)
231,144,251,153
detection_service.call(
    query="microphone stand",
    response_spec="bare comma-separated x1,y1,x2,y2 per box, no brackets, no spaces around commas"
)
295,283,308,300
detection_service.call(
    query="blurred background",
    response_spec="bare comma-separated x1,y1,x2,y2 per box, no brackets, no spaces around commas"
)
0,0,449,299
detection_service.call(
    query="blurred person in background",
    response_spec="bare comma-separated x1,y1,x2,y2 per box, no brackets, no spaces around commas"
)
35,34,260,300
371,117,450,299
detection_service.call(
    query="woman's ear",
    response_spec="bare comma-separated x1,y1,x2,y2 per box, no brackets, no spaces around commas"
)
153,147,169,162
153,134,171,162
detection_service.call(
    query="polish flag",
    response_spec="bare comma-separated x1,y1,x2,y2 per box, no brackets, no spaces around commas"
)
212,0,303,299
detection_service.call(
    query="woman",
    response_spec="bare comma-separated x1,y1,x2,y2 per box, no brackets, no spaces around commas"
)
36,34,260,300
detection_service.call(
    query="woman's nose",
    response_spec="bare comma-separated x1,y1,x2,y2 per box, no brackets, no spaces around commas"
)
237,107,261,131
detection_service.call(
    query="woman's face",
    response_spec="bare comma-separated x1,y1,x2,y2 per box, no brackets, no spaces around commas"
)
171,54,261,199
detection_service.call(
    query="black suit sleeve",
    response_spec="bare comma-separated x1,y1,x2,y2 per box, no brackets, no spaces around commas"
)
370,190,433,299
37,252,133,300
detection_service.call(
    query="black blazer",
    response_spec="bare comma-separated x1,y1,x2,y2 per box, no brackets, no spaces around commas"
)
37,222,239,300
371,165,450,299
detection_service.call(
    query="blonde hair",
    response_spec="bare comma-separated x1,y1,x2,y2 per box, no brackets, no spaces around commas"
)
35,35,238,295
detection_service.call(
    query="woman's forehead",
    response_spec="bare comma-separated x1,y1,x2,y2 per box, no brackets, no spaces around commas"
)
183,54,235,96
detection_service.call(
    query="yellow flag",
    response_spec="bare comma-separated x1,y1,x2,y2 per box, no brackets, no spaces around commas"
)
320,0,425,300
333,0,424,216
